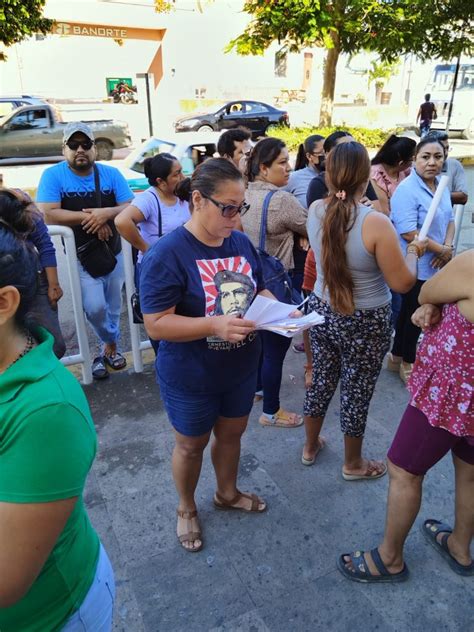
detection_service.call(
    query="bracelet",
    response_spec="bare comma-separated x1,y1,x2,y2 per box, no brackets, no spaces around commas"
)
406,242,423,257
406,247,419,259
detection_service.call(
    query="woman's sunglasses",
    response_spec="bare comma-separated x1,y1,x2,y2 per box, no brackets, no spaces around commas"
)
65,139,95,151
202,194,250,218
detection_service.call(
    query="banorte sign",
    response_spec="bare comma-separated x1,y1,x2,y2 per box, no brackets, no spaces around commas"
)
55,22,128,38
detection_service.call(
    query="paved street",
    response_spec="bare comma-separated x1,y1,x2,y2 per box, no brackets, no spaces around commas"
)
83,345,473,632
78,178,473,632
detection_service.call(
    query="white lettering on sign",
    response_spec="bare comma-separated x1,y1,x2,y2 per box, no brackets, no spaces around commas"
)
56,24,128,38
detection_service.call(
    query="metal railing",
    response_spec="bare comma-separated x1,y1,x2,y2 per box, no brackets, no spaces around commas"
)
47,225,93,384
121,238,152,372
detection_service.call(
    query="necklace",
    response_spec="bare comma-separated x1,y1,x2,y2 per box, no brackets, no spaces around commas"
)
3,333,36,373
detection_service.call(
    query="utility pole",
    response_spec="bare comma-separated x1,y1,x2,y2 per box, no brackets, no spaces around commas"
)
446,54,461,134
136,73,154,137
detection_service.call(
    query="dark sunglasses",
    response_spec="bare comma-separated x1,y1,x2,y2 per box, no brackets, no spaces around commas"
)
202,193,250,218
65,139,94,151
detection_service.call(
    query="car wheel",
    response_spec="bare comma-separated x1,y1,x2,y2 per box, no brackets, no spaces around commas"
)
95,140,114,161
197,125,214,132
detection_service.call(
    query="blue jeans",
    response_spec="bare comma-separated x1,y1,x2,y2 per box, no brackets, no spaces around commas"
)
61,544,115,632
258,331,292,415
27,271,66,358
78,252,124,346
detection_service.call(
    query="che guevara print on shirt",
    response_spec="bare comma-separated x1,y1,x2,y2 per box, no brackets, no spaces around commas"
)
196,256,257,350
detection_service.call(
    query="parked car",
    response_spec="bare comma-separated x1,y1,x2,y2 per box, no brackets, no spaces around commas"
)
116,131,222,192
0,95,47,119
0,104,132,163
174,100,289,137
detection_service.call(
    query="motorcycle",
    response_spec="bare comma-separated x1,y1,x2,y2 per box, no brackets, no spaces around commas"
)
110,84,137,104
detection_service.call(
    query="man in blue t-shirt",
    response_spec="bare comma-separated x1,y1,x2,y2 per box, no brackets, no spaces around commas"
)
37,122,133,379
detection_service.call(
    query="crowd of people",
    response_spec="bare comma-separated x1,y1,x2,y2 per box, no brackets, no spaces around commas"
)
0,120,472,630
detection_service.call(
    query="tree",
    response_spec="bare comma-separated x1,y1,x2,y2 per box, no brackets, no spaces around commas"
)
226,0,474,126
368,59,400,104
0,0,53,51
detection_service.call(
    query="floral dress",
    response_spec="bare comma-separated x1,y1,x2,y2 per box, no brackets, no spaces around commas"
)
408,303,474,438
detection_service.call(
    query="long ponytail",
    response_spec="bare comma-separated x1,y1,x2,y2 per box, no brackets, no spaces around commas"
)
320,141,370,315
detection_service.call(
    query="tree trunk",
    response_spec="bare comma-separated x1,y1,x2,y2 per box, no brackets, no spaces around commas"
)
319,37,341,127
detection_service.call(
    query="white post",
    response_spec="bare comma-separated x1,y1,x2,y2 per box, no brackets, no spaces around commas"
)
121,238,151,373
47,225,93,385
452,204,464,254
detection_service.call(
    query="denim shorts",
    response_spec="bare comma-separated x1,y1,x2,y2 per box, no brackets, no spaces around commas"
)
60,543,115,632
159,371,258,437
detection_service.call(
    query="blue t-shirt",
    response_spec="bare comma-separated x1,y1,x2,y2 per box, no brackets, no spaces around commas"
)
36,161,133,254
140,226,264,393
391,170,454,281
36,161,133,206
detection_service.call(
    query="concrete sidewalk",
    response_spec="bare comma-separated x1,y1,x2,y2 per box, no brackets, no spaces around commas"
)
82,348,473,632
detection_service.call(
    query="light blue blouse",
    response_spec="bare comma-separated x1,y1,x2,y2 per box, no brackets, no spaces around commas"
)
390,170,454,281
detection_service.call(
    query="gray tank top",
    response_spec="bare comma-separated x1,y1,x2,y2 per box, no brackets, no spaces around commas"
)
308,201,391,310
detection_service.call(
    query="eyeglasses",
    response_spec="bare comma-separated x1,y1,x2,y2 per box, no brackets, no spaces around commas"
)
202,193,250,218
65,139,94,151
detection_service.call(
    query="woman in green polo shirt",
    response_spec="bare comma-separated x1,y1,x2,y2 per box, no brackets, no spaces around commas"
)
0,207,114,629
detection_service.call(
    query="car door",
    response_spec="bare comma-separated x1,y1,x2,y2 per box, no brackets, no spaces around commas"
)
240,102,270,135
218,102,247,131
0,108,53,159
182,143,217,174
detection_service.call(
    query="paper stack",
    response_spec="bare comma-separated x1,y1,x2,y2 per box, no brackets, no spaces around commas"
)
245,295,324,337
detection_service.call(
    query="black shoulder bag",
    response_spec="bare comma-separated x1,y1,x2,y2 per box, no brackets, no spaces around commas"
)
131,190,163,324
76,165,118,278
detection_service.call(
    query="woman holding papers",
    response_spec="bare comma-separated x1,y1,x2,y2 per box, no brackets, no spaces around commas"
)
243,138,308,428
389,137,454,383
140,158,287,552
303,141,426,478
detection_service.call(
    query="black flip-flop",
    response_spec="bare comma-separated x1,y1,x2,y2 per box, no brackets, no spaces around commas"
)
422,519,474,576
92,356,109,380
103,352,127,371
337,547,409,583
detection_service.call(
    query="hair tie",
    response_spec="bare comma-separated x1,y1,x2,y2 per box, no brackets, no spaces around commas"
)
335,190,346,200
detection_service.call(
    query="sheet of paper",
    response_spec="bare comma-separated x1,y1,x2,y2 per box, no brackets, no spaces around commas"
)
259,312,325,337
245,295,324,337
245,294,296,325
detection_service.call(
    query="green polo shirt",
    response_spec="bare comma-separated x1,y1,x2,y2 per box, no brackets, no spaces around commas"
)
0,329,99,632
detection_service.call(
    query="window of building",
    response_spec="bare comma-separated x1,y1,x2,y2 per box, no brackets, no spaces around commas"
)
274,50,287,78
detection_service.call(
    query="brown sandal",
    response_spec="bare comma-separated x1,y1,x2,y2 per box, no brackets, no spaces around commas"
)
213,490,267,513
176,509,203,552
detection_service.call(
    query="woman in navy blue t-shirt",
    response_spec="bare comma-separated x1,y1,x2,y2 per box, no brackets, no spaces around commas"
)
140,158,285,552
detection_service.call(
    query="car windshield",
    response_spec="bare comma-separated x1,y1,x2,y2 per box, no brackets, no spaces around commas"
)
125,138,176,173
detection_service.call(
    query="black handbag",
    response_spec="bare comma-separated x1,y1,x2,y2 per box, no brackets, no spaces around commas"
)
76,165,117,278
257,191,301,304
131,191,163,324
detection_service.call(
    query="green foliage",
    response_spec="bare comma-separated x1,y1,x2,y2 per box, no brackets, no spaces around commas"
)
368,58,400,88
227,0,474,125
227,1,473,61
268,124,396,151
0,0,53,48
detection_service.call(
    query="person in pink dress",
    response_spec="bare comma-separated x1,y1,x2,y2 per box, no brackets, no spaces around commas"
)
338,249,474,582
370,135,416,216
